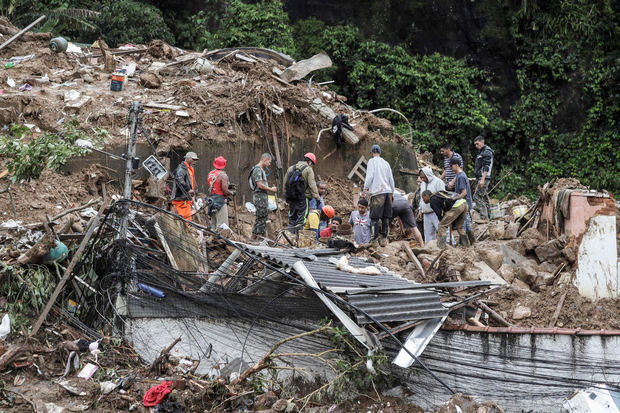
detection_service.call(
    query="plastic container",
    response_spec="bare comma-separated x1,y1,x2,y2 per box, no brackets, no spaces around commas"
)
49,37,68,53
512,205,528,219
489,203,501,220
44,240,68,263
4,62,14,69
110,72,125,91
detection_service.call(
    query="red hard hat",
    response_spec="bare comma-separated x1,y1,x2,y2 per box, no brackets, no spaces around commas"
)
304,152,317,164
213,156,227,170
322,205,335,219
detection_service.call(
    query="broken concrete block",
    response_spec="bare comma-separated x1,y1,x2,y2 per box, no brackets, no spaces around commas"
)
139,72,161,89
521,227,545,241
523,237,540,252
534,271,555,291
538,262,557,273
513,304,532,320
498,264,516,284
488,221,505,239
535,239,563,262
478,248,504,272
503,222,520,239
464,262,507,284
516,260,538,286
512,278,531,291
505,238,527,256
501,244,527,267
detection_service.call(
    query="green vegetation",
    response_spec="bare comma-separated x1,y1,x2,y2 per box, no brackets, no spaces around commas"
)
3,0,617,195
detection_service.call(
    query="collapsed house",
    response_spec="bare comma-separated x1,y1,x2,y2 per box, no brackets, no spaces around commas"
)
0,17,618,413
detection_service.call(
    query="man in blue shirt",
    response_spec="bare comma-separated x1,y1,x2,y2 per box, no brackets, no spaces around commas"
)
451,158,475,245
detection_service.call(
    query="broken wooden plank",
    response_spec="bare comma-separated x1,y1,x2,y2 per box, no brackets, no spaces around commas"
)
476,300,515,327
144,102,184,111
0,15,46,50
549,289,569,328
30,199,108,336
347,156,367,180
155,213,206,272
153,221,179,270
402,242,425,277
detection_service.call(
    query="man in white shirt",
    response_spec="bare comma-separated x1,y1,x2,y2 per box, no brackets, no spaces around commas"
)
362,144,395,246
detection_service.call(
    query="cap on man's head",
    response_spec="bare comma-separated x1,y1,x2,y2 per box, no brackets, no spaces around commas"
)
370,144,381,154
185,151,199,160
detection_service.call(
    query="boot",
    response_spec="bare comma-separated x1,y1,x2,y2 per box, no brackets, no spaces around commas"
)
436,236,447,249
467,230,476,245
459,233,470,247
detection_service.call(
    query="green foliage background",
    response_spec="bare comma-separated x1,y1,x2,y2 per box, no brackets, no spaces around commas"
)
4,0,618,196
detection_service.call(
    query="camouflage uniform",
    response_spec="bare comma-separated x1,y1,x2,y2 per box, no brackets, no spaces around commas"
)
251,165,269,236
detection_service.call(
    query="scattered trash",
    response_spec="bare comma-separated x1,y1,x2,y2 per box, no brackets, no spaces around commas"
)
43,240,68,263
6,78,15,87
100,381,117,394
143,381,173,407
110,71,125,91
13,375,25,386
77,362,98,379
18,83,32,92
138,283,165,298
3,62,14,69
9,54,35,64
0,313,10,339
245,202,256,214
80,207,98,218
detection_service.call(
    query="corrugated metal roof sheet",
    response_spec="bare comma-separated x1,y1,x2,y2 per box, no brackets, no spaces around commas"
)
238,243,448,324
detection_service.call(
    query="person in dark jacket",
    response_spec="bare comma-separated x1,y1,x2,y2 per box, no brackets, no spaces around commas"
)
170,151,198,221
473,136,494,220
332,114,353,149
422,190,469,249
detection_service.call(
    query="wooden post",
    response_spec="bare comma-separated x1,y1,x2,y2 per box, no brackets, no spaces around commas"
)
0,15,46,50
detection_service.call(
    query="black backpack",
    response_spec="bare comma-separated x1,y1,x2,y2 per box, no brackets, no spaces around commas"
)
248,166,260,191
285,165,308,200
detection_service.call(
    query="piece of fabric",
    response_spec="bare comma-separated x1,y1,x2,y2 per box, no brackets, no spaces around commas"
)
319,227,332,238
392,197,416,229
473,181,490,220
423,212,439,241
170,162,195,201
288,197,308,233
443,152,463,186
171,200,193,221
252,192,269,236
208,193,227,215
363,156,395,196
207,169,224,196
143,381,173,407
419,166,445,214
349,210,371,244
474,145,494,179
250,165,267,193
454,171,473,210
438,201,468,240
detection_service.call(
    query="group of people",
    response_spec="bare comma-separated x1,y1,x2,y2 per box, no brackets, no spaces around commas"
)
168,135,494,250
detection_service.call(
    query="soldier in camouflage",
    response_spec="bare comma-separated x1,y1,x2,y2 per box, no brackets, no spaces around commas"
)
250,153,277,239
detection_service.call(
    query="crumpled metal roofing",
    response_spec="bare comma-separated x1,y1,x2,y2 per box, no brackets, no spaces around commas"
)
238,244,448,324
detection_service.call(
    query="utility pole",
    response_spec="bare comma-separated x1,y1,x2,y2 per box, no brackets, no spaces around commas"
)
119,101,142,239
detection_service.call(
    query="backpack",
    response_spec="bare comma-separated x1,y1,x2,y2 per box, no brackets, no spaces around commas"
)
248,166,260,191
436,190,461,201
285,165,308,200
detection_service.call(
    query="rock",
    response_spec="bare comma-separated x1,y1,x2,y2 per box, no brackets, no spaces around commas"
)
505,239,527,256
523,238,539,252
513,304,532,320
500,244,527,267
533,271,555,291
498,264,516,283
139,72,161,89
537,262,556,273
148,39,178,59
463,262,507,284
502,222,520,239
557,272,572,285
488,221,505,240
417,253,437,269
285,401,298,413
521,227,545,241
272,399,288,413
478,249,504,272
511,278,531,291
516,260,538,286
535,239,564,262
254,391,278,410
383,385,408,400
561,247,576,263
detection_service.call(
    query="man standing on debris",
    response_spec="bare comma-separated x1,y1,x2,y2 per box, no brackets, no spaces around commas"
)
362,144,395,247
249,153,277,240
392,190,424,246
451,158,475,245
207,156,234,230
170,151,198,221
422,190,470,248
418,166,445,242
284,153,320,233
439,143,463,189
473,135,494,220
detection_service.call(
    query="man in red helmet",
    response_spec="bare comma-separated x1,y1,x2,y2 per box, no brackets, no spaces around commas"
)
207,156,234,230
283,153,320,233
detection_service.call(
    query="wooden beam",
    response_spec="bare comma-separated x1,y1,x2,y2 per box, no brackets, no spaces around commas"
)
0,15,46,50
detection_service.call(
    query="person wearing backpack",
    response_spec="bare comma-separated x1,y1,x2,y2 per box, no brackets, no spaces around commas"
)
207,156,234,230
249,153,277,239
422,190,470,249
283,153,320,233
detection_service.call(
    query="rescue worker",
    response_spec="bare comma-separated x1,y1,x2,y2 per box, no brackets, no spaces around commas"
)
170,151,198,221
249,153,277,239
422,190,470,249
305,205,335,239
283,153,320,233
207,156,234,230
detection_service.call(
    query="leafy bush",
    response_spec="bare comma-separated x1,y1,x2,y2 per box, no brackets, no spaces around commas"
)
0,119,103,182
95,0,174,47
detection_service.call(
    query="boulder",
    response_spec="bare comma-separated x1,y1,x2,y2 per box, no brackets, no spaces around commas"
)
561,247,576,263
463,262,507,284
500,244,527,267
523,238,540,252
511,278,531,291
521,227,545,241
533,271,555,291
502,222,520,239
513,304,532,320
139,72,162,89
505,239,527,256
537,262,556,273
535,239,563,263
516,260,538,286
498,264,516,283
478,248,504,272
